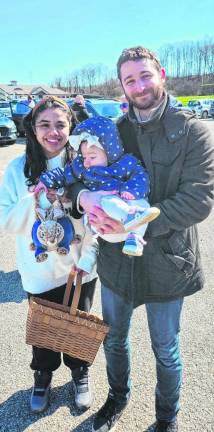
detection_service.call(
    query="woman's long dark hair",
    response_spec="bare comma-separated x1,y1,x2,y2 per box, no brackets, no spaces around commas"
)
23,97,78,186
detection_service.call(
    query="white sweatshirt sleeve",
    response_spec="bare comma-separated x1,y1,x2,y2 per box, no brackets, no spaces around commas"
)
77,222,98,274
0,156,35,236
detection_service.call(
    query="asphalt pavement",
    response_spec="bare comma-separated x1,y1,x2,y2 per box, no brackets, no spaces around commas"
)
0,122,214,431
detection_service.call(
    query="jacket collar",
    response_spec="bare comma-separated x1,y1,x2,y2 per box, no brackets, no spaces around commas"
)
125,94,194,141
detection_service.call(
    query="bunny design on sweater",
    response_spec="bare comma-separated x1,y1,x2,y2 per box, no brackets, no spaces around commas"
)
31,190,75,262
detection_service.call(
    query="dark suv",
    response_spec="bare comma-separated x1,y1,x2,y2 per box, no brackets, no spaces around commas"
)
10,100,31,136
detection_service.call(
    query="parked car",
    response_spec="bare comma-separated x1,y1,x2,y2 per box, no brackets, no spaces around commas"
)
187,99,213,119
66,98,122,122
169,96,183,107
0,114,17,145
10,99,31,136
0,101,12,118
86,98,122,120
210,100,214,119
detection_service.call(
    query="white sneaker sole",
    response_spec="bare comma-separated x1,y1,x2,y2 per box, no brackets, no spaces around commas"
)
122,248,143,257
124,208,160,232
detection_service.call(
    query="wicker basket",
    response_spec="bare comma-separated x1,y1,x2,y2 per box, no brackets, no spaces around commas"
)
26,272,109,364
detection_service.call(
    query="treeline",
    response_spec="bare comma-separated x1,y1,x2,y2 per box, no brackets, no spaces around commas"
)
51,38,214,97
159,38,214,77
53,64,121,98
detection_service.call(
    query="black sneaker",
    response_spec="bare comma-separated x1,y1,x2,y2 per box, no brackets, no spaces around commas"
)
153,419,178,432
92,396,127,432
30,370,52,413
72,366,92,410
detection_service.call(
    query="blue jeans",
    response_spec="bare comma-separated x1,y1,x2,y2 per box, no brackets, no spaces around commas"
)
101,285,183,421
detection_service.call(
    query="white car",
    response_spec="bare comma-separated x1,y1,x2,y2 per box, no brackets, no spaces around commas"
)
0,114,17,145
187,99,213,119
0,101,12,117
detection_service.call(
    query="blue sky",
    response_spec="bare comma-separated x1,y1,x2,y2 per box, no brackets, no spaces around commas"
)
1,0,213,85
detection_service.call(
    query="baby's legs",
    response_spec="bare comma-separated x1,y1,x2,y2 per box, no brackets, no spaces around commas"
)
100,195,159,232
99,196,160,256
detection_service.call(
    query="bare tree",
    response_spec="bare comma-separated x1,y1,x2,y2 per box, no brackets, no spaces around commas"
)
50,38,214,98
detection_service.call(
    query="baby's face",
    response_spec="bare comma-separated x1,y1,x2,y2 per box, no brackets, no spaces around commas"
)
81,141,108,168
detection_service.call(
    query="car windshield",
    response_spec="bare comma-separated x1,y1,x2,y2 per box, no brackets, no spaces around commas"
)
91,101,122,118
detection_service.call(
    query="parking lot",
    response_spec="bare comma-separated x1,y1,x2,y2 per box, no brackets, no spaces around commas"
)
0,120,214,431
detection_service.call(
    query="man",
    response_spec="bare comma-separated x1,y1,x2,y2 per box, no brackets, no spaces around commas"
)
72,94,90,123
27,94,35,109
70,46,214,432
119,94,129,114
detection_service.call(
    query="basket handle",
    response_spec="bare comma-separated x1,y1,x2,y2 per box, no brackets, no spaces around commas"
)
63,270,76,306
69,273,82,316
62,269,83,316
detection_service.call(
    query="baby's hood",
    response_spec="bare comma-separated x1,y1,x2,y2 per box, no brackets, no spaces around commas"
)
71,116,124,164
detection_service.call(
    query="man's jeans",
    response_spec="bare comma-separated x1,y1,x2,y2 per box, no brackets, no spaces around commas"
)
101,285,183,421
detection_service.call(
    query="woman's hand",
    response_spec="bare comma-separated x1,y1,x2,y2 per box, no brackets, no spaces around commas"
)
71,264,89,277
46,189,71,204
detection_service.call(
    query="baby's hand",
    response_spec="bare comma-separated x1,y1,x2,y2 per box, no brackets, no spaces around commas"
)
120,191,135,200
33,181,48,195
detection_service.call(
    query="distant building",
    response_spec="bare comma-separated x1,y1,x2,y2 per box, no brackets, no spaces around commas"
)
0,81,69,100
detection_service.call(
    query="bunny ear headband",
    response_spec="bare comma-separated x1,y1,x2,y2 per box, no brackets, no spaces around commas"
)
69,132,104,152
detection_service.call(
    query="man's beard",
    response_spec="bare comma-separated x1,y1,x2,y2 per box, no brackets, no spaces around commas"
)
125,86,164,110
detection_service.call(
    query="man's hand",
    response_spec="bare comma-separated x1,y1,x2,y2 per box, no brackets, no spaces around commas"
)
80,191,126,235
89,207,125,235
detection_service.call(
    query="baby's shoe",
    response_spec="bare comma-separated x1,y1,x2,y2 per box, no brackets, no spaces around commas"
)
124,206,160,232
122,233,146,257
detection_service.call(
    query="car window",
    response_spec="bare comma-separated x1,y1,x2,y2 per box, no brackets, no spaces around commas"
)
188,100,199,107
92,101,121,118
0,102,10,108
0,102,12,116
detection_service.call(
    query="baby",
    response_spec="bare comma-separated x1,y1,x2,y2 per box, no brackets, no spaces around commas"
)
40,116,160,257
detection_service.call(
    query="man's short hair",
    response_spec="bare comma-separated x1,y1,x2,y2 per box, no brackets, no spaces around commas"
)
117,46,161,80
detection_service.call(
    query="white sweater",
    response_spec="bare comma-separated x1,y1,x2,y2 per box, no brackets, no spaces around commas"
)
0,152,97,294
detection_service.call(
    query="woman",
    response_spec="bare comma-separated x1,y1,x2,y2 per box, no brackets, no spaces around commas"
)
0,96,97,414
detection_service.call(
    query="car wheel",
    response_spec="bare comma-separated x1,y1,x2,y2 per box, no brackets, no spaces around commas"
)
201,111,208,119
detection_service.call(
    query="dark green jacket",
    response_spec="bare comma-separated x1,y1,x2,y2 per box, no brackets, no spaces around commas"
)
97,99,214,306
